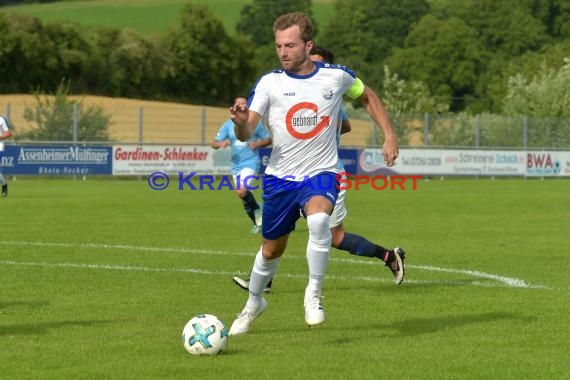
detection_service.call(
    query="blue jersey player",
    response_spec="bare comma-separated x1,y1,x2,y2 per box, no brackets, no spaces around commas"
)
211,95,272,233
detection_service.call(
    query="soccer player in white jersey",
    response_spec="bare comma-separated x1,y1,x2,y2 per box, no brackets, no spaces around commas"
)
0,115,12,198
212,94,273,234
232,46,405,293
228,12,399,335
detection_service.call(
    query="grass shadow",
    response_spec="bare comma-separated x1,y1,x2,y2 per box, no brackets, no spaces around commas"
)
379,312,534,338
324,312,535,344
0,319,118,336
0,300,49,309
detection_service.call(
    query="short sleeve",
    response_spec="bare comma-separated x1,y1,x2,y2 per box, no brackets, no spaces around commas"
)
214,120,231,141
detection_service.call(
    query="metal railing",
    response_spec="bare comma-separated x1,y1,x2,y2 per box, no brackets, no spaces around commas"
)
3,101,570,149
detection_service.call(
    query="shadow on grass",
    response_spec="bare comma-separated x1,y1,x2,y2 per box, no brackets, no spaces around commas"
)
269,278,485,296
0,300,49,309
386,312,534,337
331,312,534,340
0,319,117,336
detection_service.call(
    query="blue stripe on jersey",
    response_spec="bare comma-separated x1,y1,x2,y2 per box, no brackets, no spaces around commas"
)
247,62,357,105
315,61,357,79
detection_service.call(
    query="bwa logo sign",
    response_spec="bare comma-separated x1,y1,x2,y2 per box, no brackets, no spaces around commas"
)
526,152,564,176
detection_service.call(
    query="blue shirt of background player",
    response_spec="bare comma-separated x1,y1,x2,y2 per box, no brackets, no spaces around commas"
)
214,120,271,175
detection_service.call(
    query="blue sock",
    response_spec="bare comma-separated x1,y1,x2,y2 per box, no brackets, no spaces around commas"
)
338,232,387,260
242,191,259,224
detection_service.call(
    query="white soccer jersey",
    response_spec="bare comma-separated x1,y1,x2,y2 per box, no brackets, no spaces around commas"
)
249,61,358,180
0,116,9,152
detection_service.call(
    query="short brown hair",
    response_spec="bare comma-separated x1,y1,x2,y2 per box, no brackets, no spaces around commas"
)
273,12,314,42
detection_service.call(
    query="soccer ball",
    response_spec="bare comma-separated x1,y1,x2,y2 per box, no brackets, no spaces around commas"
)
181,314,228,355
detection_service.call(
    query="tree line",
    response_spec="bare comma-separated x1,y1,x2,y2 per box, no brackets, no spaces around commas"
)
1,0,570,122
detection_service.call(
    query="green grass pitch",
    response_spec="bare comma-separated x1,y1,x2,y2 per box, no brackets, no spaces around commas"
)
0,178,568,378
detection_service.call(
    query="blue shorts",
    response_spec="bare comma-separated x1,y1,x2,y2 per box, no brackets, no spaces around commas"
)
261,172,339,240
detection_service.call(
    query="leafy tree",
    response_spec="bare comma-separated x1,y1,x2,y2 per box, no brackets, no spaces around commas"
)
235,0,316,76
437,0,549,56
502,57,570,147
362,66,448,145
42,21,94,93
482,39,570,113
85,27,121,95
381,66,449,117
162,3,256,104
503,57,570,118
0,13,53,93
552,0,570,38
321,0,429,89
236,0,316,46
520,0,570,39
108,29,172,99
435,0,551,57
427,0,552,112
22,82,111,142
385,15,484,112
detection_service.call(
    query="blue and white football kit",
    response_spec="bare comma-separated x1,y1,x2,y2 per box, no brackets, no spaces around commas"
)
248,61,365,239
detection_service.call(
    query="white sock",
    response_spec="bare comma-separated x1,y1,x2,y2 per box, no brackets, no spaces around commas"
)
306,212,332,293
246,248,279,310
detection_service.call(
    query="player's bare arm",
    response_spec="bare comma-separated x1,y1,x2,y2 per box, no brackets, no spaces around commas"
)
340,119,352,135
0,130,12,140
248,137,272,150
231,103,262,142
358,86,399,167
211,139,229,149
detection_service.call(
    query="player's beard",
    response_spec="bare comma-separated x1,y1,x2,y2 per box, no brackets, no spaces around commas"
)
281,54,308,74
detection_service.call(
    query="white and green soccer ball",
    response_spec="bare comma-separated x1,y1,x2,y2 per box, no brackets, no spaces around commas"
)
181,314,228,355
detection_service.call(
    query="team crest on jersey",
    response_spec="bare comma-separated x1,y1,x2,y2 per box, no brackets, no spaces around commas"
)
321,88,333,100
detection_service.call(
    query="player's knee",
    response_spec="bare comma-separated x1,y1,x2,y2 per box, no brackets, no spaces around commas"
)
330,226,344,248
307,212,332,244
262,240,287,259
235,188,247,198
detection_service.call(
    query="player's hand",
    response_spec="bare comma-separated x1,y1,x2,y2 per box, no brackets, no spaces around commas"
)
382,136,399,167
220,140,230,148
230,102,248,126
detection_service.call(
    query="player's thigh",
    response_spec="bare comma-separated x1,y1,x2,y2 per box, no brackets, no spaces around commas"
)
329,189,347,228
299,172,339,216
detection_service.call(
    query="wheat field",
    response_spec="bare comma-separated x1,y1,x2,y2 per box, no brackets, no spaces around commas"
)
0,94,373,146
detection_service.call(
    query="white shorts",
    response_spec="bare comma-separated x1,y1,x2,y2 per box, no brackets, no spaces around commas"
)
232,167,259,190
329,188,347,228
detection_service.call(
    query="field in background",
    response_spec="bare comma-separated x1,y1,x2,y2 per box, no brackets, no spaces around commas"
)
1,0,337,37
0,0,375,146
0,94,373,145
0,178,568,378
